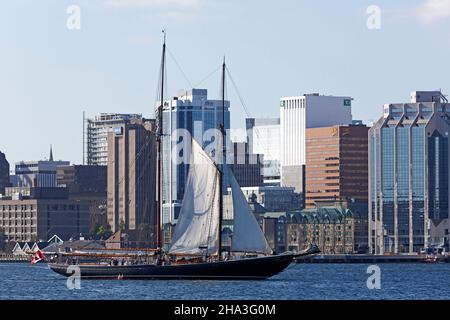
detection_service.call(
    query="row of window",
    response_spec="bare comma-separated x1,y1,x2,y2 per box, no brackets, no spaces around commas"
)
1,204,79,212
0,221,36,227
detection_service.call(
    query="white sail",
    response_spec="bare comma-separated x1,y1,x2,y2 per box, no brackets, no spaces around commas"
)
168,140,221,255
228,167,273,255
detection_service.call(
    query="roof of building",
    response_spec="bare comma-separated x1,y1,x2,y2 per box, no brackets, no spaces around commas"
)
263,212,288,219
263,205,359,224
249,201,268,214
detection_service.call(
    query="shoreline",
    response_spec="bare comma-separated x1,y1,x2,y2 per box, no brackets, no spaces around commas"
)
296,254,450,264
0,255,30,263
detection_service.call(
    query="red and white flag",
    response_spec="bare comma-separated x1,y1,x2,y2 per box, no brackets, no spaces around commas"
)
31,250,45,265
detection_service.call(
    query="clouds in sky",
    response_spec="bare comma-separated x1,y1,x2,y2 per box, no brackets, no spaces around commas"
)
413,0,450,25
102,0,203,24
103,0,202,7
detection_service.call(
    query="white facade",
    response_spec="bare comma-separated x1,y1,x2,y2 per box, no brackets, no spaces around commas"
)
280,93,353,191
246,118,280,185
86,113,142,166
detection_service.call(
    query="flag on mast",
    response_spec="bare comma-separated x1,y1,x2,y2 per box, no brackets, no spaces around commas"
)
31,250,45,265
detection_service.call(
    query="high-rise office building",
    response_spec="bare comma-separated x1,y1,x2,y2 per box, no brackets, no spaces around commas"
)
86,113,143,166
246,118,281,186
228,142,264,188
280,93,353,193
305,124,369,209
11,148,70,188
0,151,9,195
161,88,230,223
369,91,450,254
107,120,157,248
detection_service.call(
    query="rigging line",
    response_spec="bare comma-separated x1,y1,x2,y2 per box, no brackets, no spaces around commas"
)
225,66,278,166
193,65,221,88
166,47,193,89
205,170,220,256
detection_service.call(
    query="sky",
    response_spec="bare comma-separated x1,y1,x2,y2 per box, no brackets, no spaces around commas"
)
1,0,450,167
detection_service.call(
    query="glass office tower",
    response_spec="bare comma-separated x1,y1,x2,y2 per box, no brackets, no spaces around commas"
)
369,91,450,254
161,89,230,224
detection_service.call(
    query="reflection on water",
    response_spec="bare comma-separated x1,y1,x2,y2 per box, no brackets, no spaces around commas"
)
0,263,449,300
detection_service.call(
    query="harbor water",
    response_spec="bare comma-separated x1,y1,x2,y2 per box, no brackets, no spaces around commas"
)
0,263,448,300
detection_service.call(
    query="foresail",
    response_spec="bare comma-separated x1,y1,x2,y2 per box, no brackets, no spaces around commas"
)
228,167,273,255
168,140,221,256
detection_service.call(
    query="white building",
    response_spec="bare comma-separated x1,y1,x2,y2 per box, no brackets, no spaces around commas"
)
86,113,143,166
280,93,353,192
246,118,281,186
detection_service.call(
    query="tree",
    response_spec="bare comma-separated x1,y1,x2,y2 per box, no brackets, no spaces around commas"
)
119,219,126,232
89,224,113,240
97,225,112,240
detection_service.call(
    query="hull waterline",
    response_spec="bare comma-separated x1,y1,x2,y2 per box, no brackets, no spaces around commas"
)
49,254,295,280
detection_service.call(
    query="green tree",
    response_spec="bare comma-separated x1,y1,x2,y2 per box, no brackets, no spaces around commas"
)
119,219,126,232
96,225,112,240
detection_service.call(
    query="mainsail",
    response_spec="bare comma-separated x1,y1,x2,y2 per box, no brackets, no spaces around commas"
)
168,140,221,255
228,167,273,255
169,139,272,256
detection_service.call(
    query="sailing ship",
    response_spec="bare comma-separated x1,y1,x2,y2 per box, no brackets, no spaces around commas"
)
47,33,319,280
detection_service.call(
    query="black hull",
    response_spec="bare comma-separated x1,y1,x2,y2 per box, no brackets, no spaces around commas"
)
49,254,295,280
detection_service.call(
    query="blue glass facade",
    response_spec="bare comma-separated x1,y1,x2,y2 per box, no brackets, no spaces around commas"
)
396,125,410,249
369,100,450,254
411,125,425,250
381,126,395,252
161,89,230,223
428,132,449,220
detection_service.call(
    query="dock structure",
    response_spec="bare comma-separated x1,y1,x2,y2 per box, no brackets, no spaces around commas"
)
0,254,30,263
296,254,450,264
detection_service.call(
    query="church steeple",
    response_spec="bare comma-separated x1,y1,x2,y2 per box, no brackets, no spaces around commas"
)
49,145,54,162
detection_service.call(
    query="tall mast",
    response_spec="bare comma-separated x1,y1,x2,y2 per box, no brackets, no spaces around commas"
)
82,111,85,165
156,30,166,249
218,57,226,260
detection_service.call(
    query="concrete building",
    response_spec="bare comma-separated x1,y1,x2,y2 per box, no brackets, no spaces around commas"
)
305,124,369,209
240,186,303,212
107,119,157,248
258,212,289,254
228,142,264,188
283,205,364,254
86,113,143,166
0,151,10,195
246,118,281,186
12,148,70,188
260,216,282,253
161,88,230,223
0,187,89,242
369,91,450,254
280,93,353,193
57,165,108,236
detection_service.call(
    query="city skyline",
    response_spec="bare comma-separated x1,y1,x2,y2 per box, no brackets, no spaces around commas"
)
2,0,450,166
